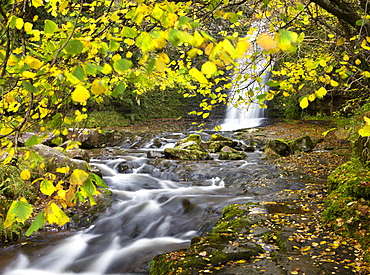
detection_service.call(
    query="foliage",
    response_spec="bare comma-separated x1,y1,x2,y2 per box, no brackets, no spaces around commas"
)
0,0,369,236
324,158,370,261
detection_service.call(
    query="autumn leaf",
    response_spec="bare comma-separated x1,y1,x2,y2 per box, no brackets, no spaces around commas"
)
71,85,90,103
20,169,31,180
45,202,70,226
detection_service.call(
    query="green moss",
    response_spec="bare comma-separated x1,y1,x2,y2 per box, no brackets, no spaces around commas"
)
324,158,370,261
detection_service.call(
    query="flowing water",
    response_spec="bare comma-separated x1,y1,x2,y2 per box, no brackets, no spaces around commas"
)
0,130,311,275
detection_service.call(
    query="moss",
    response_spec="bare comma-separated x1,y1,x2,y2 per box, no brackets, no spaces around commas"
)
323,158,370,261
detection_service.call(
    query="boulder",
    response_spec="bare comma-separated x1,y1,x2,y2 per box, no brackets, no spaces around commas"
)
207,134,239,153
66,129,123,149
290,135,315,152
265,139,292,157
219,146,246,160
164,147,209,160
31,144,90,172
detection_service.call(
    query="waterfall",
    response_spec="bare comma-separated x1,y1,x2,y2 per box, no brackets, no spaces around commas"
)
220,27,272,131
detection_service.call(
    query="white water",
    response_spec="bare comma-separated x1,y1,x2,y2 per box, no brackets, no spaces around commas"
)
4,154,253,275
220,28,272,131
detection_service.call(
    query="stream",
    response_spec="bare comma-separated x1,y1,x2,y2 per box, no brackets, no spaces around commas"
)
0,128,316,275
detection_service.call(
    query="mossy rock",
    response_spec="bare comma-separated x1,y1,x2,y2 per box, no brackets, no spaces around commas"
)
207,141,236,153
290,135,315,152
176,134,204,146
354,135,370,167
265,139,293,157
164,148,209,160
218,146,246,160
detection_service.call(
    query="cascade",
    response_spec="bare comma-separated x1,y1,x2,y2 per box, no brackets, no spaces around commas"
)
220,27,272,131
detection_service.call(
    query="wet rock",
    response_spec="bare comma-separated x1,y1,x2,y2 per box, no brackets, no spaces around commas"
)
66,129,123,149
290,135,315,152
147,150,164,158
65,148,90,162
31,144,90,172
219,146,246,160
265,139,292,157
164,147,209,160
117,162,141,173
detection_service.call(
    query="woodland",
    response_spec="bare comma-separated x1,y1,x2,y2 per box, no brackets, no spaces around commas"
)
0,0,370,270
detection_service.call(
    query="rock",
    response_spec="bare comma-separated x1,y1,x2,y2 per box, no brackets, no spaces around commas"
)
176,134,204,146
265,139,292,156
176,141,206,151
117,162,141,173
147,150,164,158
65,149,90,162
31,144,90,172
219,146,246,160
66,129,123,149
290,135,315,152
164,147,209,160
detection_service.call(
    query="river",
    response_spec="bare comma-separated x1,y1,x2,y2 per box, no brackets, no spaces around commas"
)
0,126,320,274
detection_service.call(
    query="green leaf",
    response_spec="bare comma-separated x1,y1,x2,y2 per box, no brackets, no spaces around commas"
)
25,134,41,147
356,19,367,26
40,180,56,196
22,80,38,93
88,173,107,188
122,27,138,38
64,39,84,55
26,211,45,236
179,16,191,27
112,82,127,97
109,40,120,51
44,20,57,34
278,29,298,52
45,203,70,226
4,200,33,227
64,72,81,85
135,32,155,52
113,59,132,73
72,65,86,81
265,80,280,87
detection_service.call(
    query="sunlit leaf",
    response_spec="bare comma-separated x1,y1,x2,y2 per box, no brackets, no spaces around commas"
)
257,33,277,51
113,59,132,73
315,87,327,98
45,202,70,226
71,85,90,103
91,79,107,95
189,68,208,84
44,20,57,34
201,61,217,75
299,97,309,109
4,200,33,227
40,180,56,196
20,169,31,180
70,169,89,185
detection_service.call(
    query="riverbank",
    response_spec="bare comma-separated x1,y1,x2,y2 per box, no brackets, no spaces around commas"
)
148,118,370,274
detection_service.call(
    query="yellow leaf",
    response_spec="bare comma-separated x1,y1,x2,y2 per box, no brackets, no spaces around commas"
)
101,64,112,74
24,55,43,70
189,68,208,84
315,87,327,98
91,79,107,95
201,61,217,75
70,169,89,185
24,22,33,33
20,169,31,180
155,58,166,72
308,94,316,102
22,71,37,79
337,37,346,46
15,18,24,30
56,167,70,173
359,125,370,137
361,39,370,50
204,43,214,56
71,85,90,103
235,38,250,57
32,0,43,7
257,33,277,51
45,202,70,226
330,79,339,87
300,97,309,109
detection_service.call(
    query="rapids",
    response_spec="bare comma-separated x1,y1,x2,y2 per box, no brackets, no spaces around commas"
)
0,130,309,274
